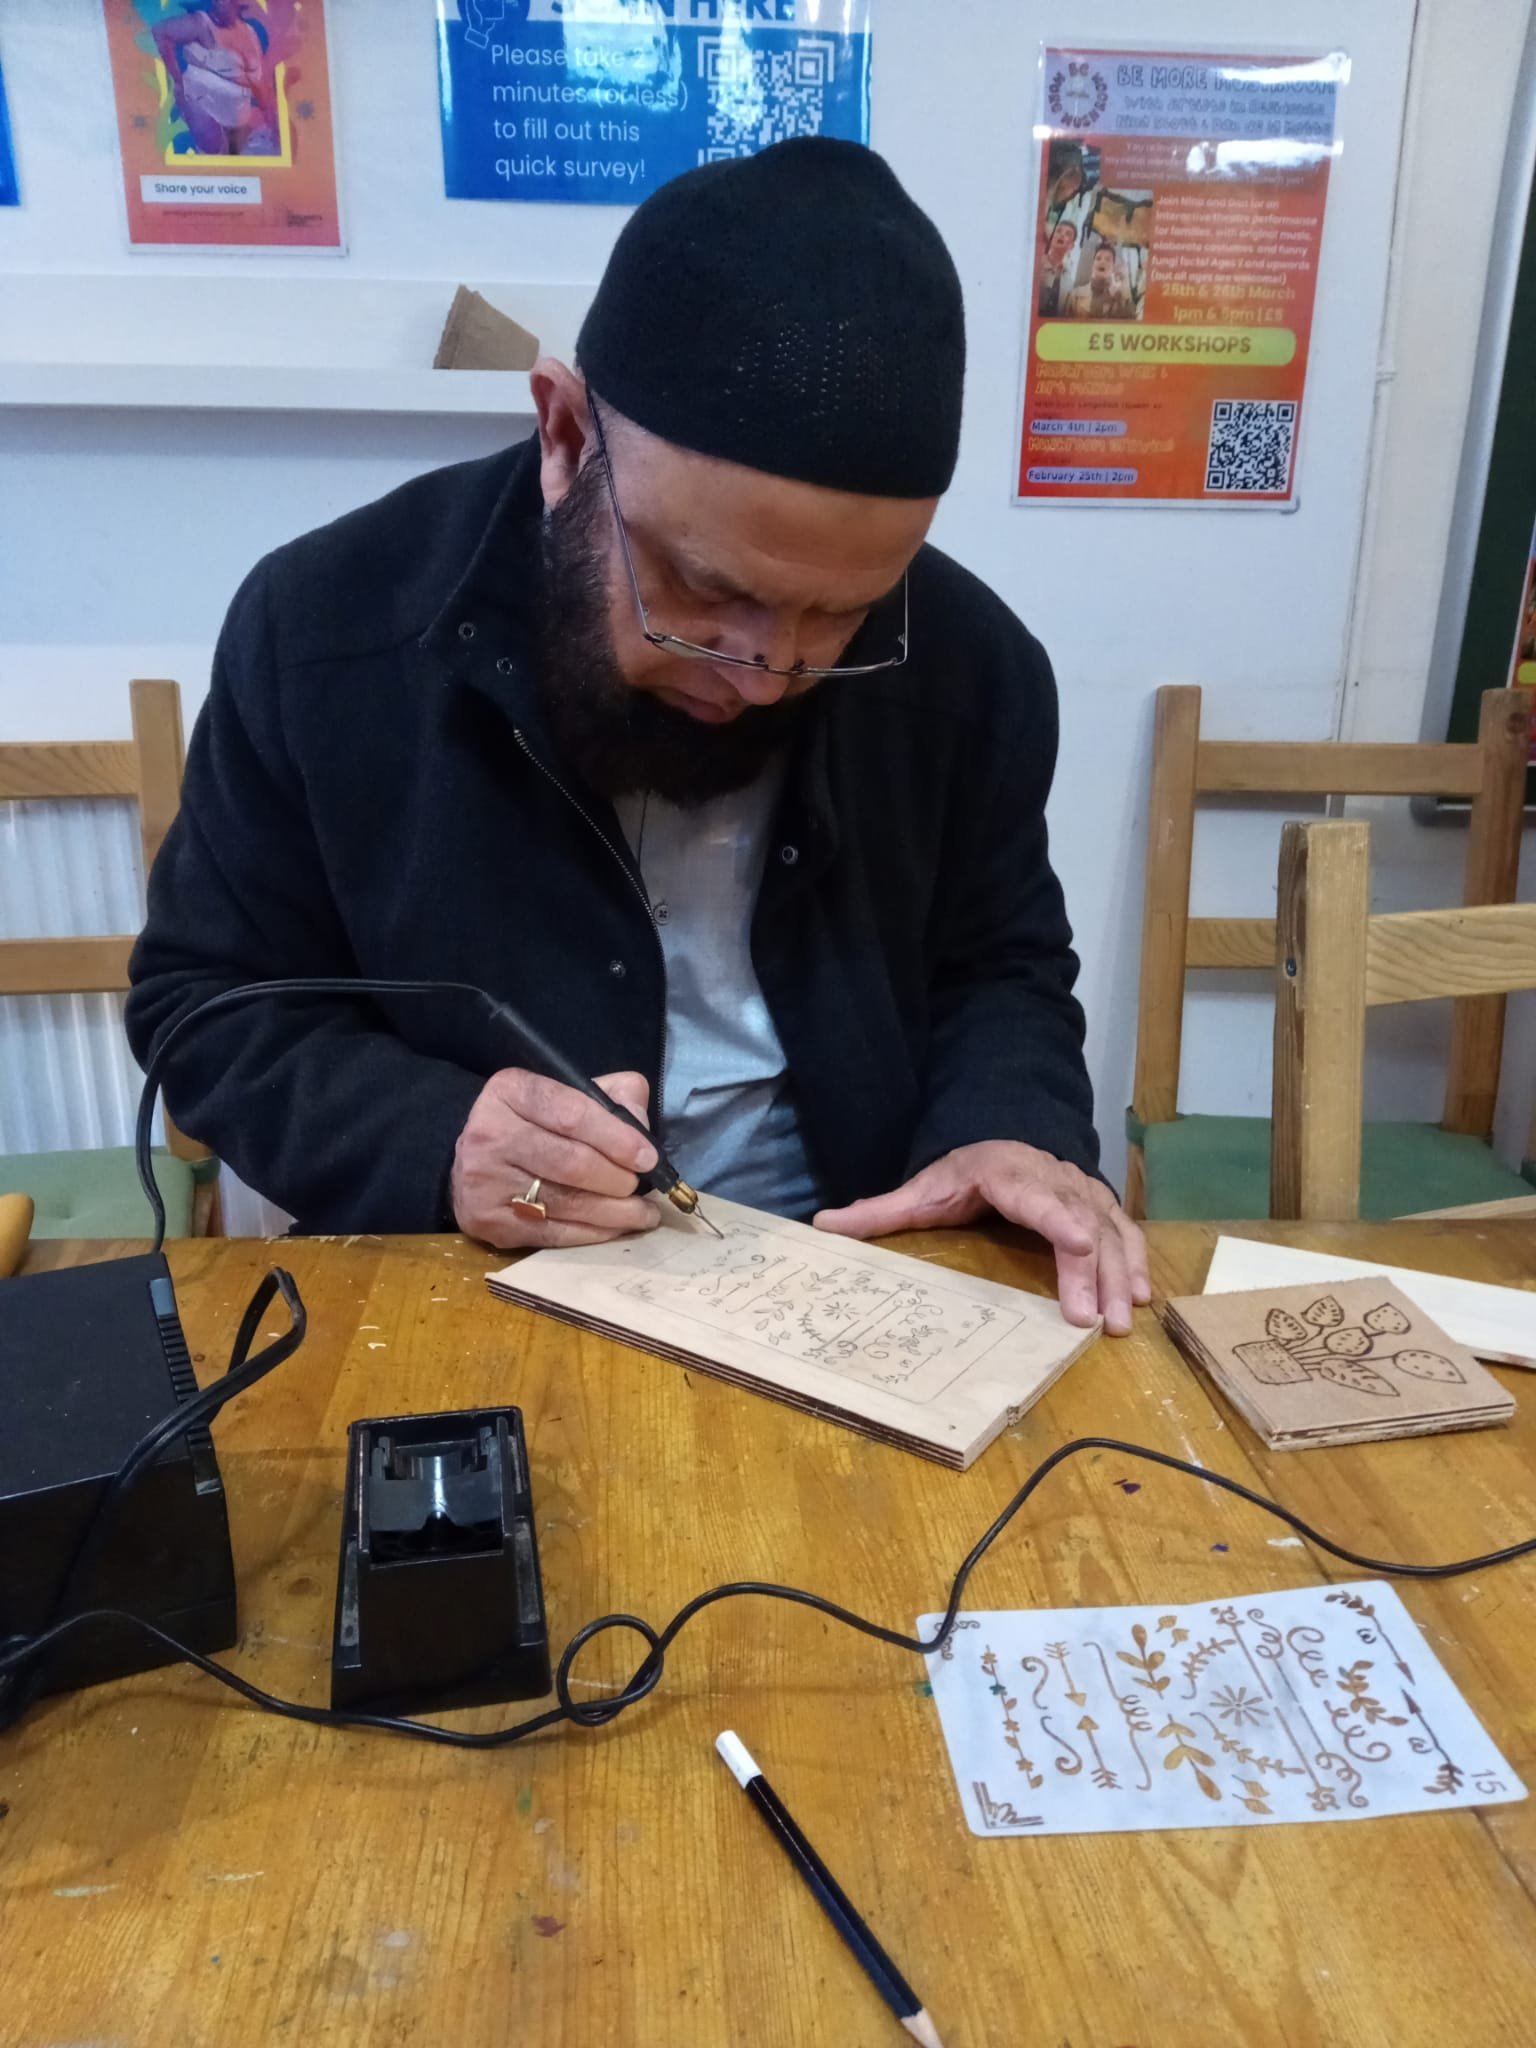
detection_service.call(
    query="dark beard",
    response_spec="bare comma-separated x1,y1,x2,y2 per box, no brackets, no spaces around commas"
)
536,459,809,806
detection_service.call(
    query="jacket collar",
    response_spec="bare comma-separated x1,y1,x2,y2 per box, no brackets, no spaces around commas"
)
418,434,547,662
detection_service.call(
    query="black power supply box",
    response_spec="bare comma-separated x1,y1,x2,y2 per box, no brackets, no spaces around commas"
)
0,1253,237,1696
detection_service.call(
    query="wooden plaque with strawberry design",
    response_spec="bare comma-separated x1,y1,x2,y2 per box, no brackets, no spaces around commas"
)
1162,1277,1515,1448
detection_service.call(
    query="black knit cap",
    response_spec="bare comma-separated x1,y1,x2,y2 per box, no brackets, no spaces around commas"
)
576,138,965,499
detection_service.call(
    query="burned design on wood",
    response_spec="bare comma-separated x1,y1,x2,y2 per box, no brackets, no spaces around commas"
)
612,1226,1021,1402
1232,1294,1464,1398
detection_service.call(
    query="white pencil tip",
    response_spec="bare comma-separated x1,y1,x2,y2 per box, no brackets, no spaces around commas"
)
902,2011,944,2048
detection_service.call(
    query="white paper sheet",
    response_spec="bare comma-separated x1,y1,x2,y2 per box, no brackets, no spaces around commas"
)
1204,1235,1536,1369
921,1581,1523,1837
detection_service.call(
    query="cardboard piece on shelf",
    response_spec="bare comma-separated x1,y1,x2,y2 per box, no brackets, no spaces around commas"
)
434,287,540,372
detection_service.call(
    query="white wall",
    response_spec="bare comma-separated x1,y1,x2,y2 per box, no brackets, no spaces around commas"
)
2,0,1532,1222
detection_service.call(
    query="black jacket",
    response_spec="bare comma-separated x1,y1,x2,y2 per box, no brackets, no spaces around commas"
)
126,439,1100,1232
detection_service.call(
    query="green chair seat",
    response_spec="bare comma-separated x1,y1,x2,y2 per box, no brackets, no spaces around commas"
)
0,1147,199,1240
1136,1114,1533,1222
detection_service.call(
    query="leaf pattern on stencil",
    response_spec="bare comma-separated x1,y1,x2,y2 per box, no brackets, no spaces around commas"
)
1117,1624,1171,1694
982,1646,1043,1787
1192,1713,1304,1781
1336,1660,1408,1729
1304,1295,1345,1330
1322,1327,1373,1359
1157,1719,1223,1802
1180,1636,1235,1697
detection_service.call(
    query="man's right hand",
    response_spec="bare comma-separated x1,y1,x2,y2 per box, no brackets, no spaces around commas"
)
451,1068,660,1249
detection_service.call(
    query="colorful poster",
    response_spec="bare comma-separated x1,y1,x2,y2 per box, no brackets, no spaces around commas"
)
436,0,872,207
1017,49,1346,508
0,57,18,207
102,1,341,250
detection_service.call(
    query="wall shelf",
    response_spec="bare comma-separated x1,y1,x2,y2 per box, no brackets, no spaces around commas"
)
0,274,589,417
0,362,537,416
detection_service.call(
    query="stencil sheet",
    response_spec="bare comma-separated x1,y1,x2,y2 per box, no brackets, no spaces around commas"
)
921,1582,1524,1836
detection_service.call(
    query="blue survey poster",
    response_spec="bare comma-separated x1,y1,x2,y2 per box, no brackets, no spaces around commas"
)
436,0,872,206
0,58,18,206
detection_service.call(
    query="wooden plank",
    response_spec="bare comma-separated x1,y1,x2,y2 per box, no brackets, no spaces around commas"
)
1130,686,1201,1133
7,1226,1536,2047
0,935,134,994
1196,739,1484,797
1272,821,1370,1221
0,740,137,801
1123,1141,1146,1220
130,678,185,875
1364,903,1536,1006
1444,689,1532,1136
1185,915,1275,970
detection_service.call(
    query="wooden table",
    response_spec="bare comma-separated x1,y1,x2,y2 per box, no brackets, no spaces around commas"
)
7,1220,1536,2046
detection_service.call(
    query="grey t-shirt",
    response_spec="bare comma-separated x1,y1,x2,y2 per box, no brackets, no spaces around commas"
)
613,770,821,1219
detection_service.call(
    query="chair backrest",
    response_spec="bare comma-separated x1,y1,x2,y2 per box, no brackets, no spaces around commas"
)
1128,683,1530,1213
0,678,204,1163
1271,818,1536,1219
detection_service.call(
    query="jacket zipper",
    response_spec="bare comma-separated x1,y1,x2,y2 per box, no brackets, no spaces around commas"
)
511,727,670,1127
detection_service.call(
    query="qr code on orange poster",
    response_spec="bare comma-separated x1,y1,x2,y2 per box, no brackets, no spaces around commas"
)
1205,399,1298,496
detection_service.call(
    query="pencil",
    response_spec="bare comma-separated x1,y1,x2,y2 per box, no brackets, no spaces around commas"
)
715,1731,944,2048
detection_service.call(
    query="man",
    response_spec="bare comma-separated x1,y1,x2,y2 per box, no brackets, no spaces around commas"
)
127,140,1149,1334
1066,240,1136,321
1038,220,1078,318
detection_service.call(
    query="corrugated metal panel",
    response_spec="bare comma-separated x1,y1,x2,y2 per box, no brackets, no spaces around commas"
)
0,796,158,1152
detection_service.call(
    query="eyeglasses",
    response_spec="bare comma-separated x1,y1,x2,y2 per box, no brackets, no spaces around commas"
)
587,395,910,681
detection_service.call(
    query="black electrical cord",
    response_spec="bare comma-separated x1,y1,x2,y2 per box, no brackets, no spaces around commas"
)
134,976,672,1253
12,973,1510,1751
4,1386,1535,1749
137,974,561,1245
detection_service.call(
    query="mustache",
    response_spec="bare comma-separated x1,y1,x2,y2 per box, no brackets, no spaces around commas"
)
535,466,809,806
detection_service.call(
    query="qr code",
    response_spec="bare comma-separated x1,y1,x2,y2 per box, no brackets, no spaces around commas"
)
700,36,834,159
1204,399,1298,495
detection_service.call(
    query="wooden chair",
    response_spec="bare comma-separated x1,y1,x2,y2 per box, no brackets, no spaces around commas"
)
1128,684,1531,1220
1272,819,1536,1219
0,679,219,1238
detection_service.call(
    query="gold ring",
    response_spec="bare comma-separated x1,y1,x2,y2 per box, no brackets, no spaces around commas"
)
510,1177,547,1223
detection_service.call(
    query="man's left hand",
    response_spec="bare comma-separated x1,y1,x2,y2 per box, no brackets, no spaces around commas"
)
814,1141,1150,1336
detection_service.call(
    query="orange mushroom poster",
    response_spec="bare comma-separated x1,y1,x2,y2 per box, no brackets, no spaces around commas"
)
1018,48,1346,508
